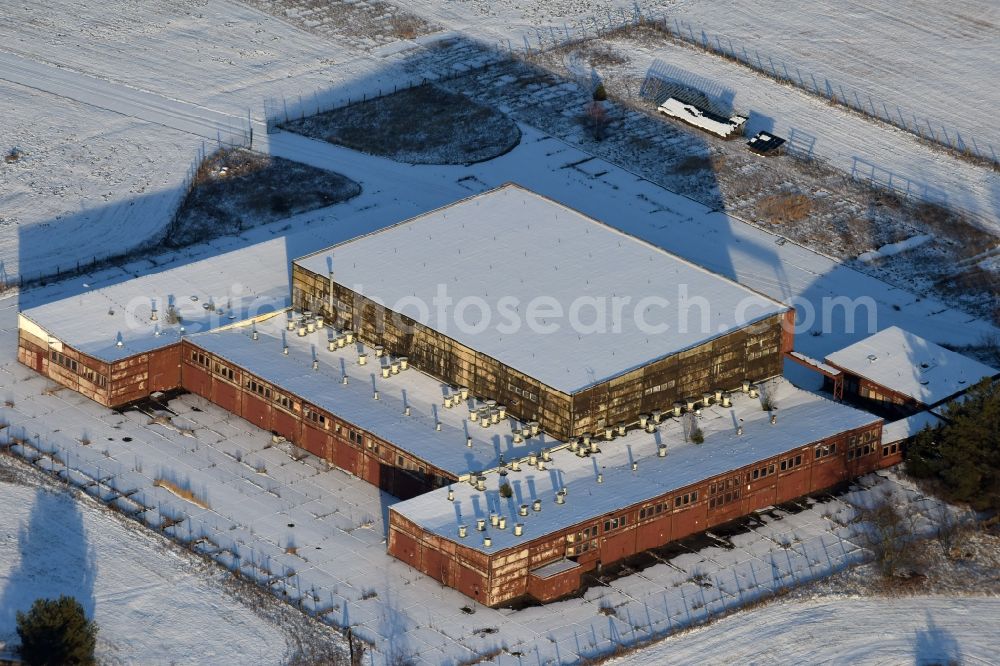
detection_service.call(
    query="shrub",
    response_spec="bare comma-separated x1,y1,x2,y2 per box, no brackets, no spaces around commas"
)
499,482,513,498
851,492,917,579
690,427,704,444
592,83,607,101
16,596,97,666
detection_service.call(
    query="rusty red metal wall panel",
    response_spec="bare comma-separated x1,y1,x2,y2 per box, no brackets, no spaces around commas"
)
271,407,298,442
212,380,239,413
300,422,329,459
148,344,181,393
527,567,581,603
242,392,271,431
634,515,671,551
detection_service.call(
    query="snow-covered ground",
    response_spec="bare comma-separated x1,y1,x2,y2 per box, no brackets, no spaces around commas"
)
0,457,345,664
0,0,430,282
608,595,1000,666
664,0,1000,152
592,34,1000,233
405,0,1000,153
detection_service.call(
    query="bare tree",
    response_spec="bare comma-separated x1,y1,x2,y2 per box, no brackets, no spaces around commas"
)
852,491,919,579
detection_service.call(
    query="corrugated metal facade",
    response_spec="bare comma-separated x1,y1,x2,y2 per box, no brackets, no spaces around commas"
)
293,264,794,441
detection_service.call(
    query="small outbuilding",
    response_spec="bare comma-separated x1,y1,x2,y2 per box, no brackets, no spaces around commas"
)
824,326,999,415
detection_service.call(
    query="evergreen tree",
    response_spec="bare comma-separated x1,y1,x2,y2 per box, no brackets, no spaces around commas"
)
907,379,1000,511
16,596,97,666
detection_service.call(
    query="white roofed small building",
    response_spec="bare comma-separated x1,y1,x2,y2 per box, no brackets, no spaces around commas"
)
824,326,999,416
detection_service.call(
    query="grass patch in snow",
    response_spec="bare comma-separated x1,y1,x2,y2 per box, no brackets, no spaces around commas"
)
153,478,210,510
240,0,437,49
166,148,360,248
757,193,813,225
281,84,522,165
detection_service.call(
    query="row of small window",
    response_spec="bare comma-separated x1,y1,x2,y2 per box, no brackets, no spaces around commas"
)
847,429,879,447
638,501,668,520
779,454,803,472
395,454,426,474
846,444,875,461
304,406,327,426
245,375,294,411
246,378,272,400
864,387,906,405
747,345,779,361
507,383,539,403
642,379,676,396
191,350,210,368
348,428,378,453
49,350,107,387
214,362,235,382
750,464,775,481
708,489,740,510
634,490,701,522
50,350,78,372
709,477,740,497
815,443,838,459
603,515,628,532
882,442,901,457
674,491,698,508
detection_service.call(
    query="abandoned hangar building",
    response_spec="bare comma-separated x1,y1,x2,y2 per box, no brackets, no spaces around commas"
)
20,184,929,606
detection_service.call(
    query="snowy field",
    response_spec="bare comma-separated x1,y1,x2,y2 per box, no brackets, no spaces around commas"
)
405,0,1000,152
0,0,430,282
0,458,345,664
609,595,1000,666
664,0,1000,151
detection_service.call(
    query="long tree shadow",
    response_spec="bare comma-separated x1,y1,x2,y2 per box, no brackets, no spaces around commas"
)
0,487,96,637
914,610,962,665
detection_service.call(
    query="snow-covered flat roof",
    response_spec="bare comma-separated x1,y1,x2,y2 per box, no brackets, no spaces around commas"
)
881,410,943,445
189,313,555,478
825,326,999,406
391,378,881,555
19,239,291,362
296,185,787,394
